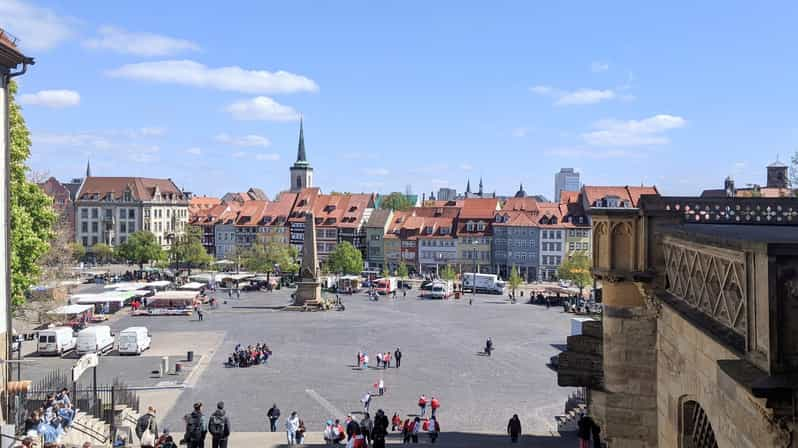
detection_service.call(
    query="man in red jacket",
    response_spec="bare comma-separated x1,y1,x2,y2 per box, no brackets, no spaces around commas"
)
430,397,440,417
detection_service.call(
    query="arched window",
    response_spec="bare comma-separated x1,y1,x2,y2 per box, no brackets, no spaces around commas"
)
680,399,717,448
296,176,302,189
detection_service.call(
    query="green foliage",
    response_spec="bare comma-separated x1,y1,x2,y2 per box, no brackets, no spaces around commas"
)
327,241,363,275
379,192,413,211
169,227,213,272
90,243,114,263
9,81,56,305
396,261,409,279
240,240,298,274
70,242,86,261
117,231,164,269
508,265,523,294
557,255,593,290
381,266,390,278
439,265,457,281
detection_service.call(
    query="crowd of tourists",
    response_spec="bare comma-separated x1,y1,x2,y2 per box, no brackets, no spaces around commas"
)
21,388,75,446
355,348,402,369
224,343,273,368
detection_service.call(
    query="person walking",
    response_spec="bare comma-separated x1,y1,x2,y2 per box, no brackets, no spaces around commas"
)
394,348,402,369
363,353,369,370
507,414,522,443
427,416,440,444
372,411,388,448
267,404,280,432
418,395,427,417
208,401,231,448
383,352,390,368
345,415,359,441
356,351,362,368
376,352,382,369
135,406,158,448
378,378,385,396
285,411,300,446
411,417,421,443
184,402,206,448
360,413,373,445
430,396,440,417
361,392,372,413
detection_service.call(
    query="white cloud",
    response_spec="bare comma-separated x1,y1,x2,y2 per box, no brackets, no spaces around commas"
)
591,61,609,73
511,127,528,138
582,114,686,146
32,127,166,152
544,147,640,159
255,153,280,161
214,133,271,147
0,0,74,51
530,85,618,106
186,147,202,155
225,96,300,121
128,146,160,163
106,60,318,94
459,163,473,171
363,168,390,176
19,89,80,108
232,151,247,158
556,89,615,106
84,26,199,56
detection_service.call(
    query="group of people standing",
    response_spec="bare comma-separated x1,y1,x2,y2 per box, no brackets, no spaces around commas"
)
22,388,75,446
225,343,272,368
356,348,402,369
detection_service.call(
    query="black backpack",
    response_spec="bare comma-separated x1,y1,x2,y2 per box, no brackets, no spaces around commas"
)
208,414,225,436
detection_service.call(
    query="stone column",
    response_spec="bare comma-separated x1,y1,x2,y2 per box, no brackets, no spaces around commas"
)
590,210,658,448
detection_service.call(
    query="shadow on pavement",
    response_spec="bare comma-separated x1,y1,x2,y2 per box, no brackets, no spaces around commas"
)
270,431,578,447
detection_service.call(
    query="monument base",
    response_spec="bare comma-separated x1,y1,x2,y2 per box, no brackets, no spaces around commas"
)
293,280,322,306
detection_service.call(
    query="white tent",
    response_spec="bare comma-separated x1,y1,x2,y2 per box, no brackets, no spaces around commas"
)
145,280,172,289
178,282,205,291
48,304,93,315
104,282,148,291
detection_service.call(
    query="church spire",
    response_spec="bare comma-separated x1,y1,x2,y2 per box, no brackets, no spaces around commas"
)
479,177,484,195
296,116,307,163
466,178,471,194
86,159,92,177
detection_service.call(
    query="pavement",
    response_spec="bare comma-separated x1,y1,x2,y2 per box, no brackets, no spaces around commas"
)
22,286,577,444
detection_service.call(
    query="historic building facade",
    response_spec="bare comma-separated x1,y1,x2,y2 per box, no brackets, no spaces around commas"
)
557,194,798,447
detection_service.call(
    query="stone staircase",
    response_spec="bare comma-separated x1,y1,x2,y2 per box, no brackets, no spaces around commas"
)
57,405,142,448
554,389,587,432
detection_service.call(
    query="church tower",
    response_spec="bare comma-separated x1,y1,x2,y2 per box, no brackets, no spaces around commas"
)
289,118,313,192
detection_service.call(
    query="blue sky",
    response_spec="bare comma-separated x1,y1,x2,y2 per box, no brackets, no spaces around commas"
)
3,0,797,199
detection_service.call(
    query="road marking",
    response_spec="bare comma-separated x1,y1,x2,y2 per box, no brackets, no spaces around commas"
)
305,388,344,417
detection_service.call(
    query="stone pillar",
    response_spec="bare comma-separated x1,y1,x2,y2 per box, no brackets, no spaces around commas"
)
590,210,658,448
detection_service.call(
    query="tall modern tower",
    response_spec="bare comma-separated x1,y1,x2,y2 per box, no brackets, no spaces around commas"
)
554,168,581,201
289,118,313,192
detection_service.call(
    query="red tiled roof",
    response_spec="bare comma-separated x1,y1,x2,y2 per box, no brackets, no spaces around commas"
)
493,210,539,227
460,198,500,219
559,191,580,205
78,177,187,202
582,185,659,208
289,187,321,222
259,192,297,225
235,200,269,227
502,197,539,212
411,206,460,218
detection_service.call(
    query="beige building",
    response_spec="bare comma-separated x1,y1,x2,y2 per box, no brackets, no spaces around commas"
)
558,194,798,447
75,177,190,248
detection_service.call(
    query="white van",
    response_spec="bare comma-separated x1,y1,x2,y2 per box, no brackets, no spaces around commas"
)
117,327,151,355
37,327,76,356
76,326,115,355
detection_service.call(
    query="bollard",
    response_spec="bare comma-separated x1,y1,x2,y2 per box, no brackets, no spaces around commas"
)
187,351,194,362
160,356,169,377
175,363,182,373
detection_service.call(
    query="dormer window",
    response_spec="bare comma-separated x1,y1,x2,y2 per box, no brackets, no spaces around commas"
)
105,192,113,201
349,206,357,212
123,190,132,201
466,222,475,232
550,217,557,224
477,223,485,231
425,226,434,235
440,227,449,235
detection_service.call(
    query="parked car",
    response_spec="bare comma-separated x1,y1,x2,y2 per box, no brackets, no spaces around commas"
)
420,280,434,291
37,327,77,356
117,327,152,355
76,326,115,355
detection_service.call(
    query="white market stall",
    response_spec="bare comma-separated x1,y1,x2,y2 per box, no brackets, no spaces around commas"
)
135,290,198,316
47,304,94,326
178,282,206,291
143,280,172,291
69,291,138,313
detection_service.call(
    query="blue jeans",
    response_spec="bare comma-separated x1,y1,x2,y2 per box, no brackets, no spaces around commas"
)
286,430,296,445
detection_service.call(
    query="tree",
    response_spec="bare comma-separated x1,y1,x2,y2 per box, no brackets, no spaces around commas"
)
9,81,57,305
327,241,363,275
117,231,164,270
69,242,86,262
439,265,457,281
38,215,75,283
169,227,213,274
508,265,523,298
240,240,298,279
396,261,409,279
380,266,390,278
379,192,413,211
558,255,593,297
91,243,114,264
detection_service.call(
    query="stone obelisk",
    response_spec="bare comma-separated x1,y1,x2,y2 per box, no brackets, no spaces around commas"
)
294,212,322,306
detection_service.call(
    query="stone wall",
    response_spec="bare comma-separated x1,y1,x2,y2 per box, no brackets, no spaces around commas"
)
657,304,791,447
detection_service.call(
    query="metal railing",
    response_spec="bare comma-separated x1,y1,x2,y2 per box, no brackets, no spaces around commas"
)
68,419,108,444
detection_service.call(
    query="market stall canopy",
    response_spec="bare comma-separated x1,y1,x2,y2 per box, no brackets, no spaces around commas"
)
178,282,205,291
70,291,137,305
213,260,234,265
145,280,172,288
218,273,254,282
48,304,93,315
149,291,198,301
104,282,148,291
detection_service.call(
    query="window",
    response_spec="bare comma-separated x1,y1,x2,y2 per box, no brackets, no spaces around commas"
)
556,242,562,251
120,222,127,233
128,209,135,219
81,208,88,218
477,223,485,231
466,222,474,232
556,231,562,239
91,208,98,219
569,242,575,250
82,237,88,247
91,236,98,245
91,222,98,233
82,222,88,233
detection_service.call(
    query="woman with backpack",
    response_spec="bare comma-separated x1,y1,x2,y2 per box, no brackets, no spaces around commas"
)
136,406,158,448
